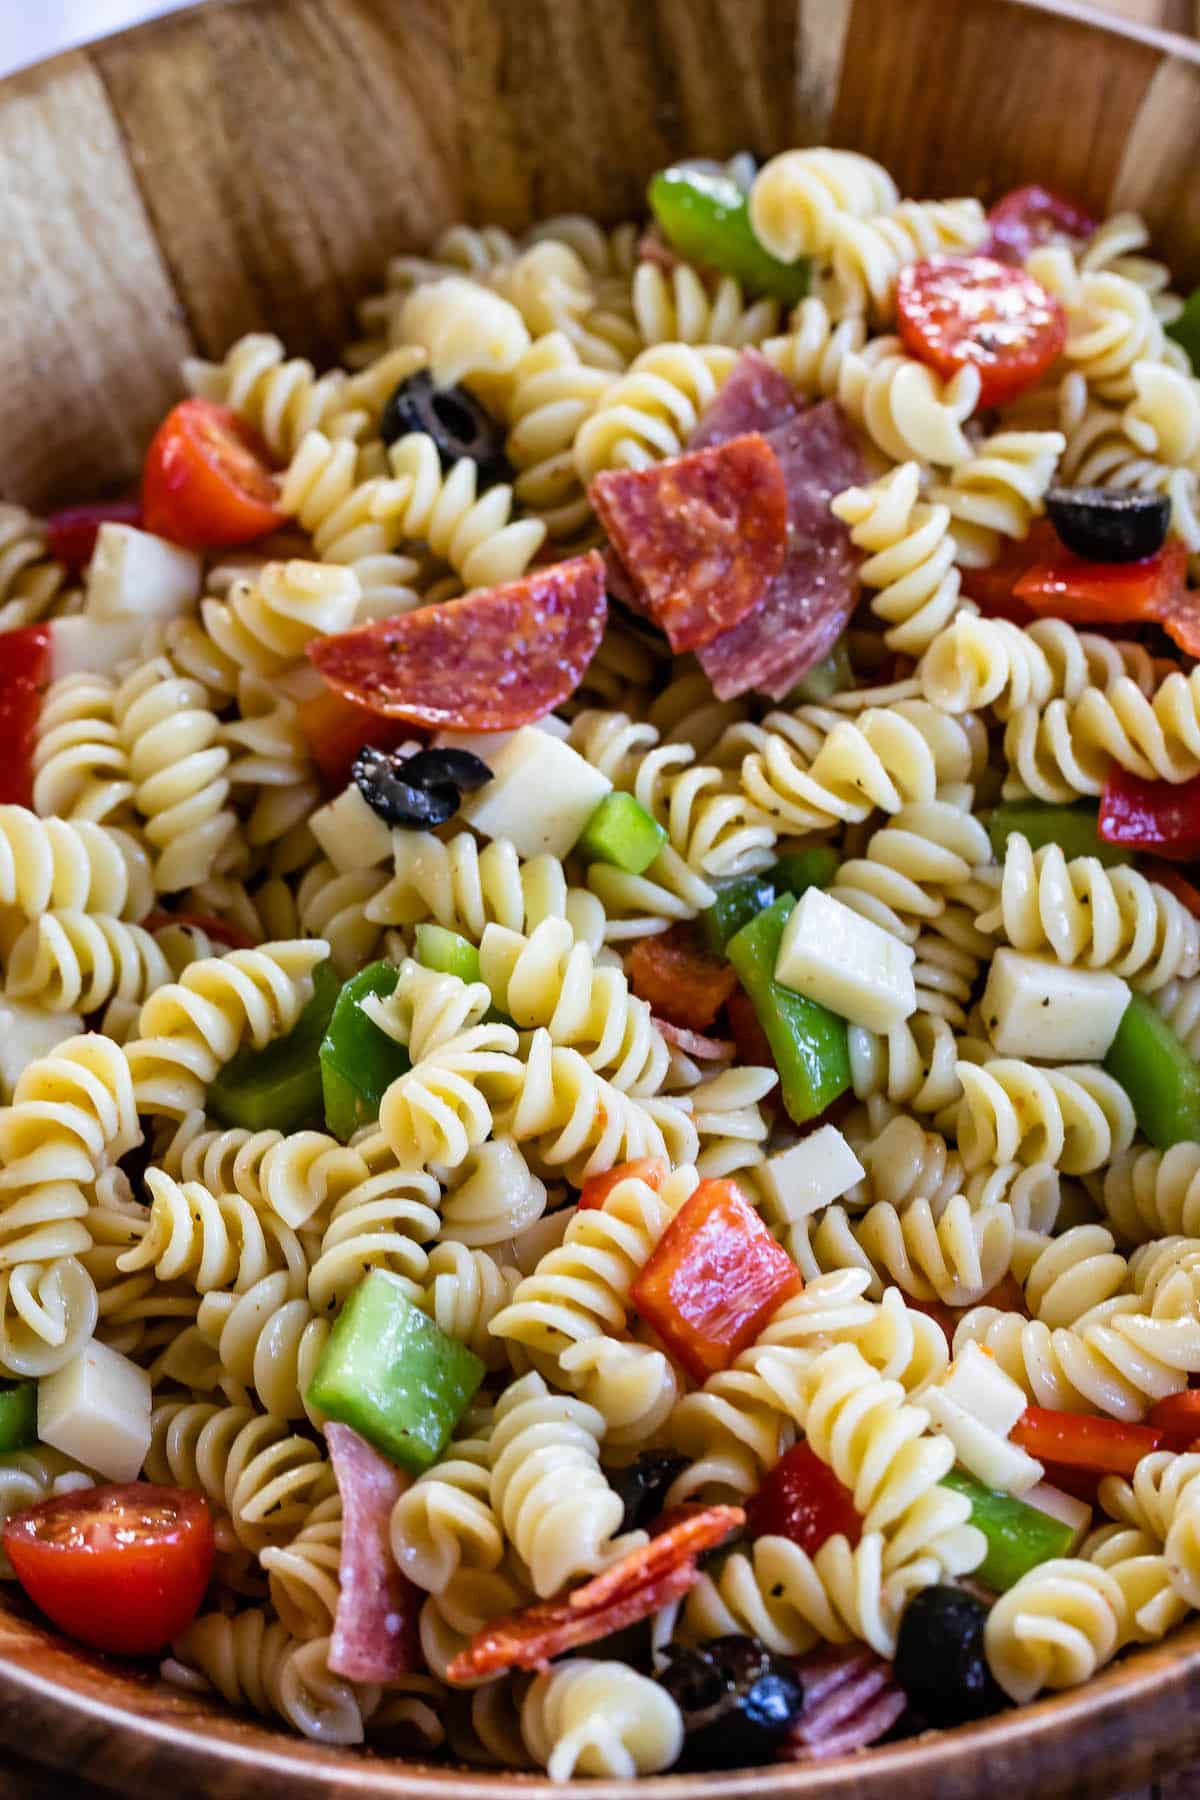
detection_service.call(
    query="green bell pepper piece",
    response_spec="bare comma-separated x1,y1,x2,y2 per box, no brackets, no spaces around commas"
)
1104,992,1200,1148
577,791,666,876
1167,287,1200,374
208,960,340,1133
307,1269,484,1473
414,923,481,986
320,961,411,1143
985,801,1130,867
702,874,780,954
648,166,810,304
0,1380,38,1454
941,1470,1074,1592
784,640,852,705
771,847,839,898
726,892,850,1124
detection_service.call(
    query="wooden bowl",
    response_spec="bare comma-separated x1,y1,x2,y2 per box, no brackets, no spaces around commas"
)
3,0,1200,1793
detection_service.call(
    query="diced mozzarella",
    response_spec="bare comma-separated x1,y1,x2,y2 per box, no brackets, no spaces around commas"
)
38,1340,152,1483
51,615,148,679
981,949,1130,1061
310,783,396,872
756,1127,865,1224
85,523,201,622
774,886,916,1032
1022,1481,1093,1553
923,1386,1044,1494
459,726,612,860
940,1342,1028,1437
0,1000,84,1101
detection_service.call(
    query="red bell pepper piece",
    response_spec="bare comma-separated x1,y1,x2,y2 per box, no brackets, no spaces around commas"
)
626,926,738,1033
1011,1406,1163,1476
45,500,142,575
1037,1461,1103,1508
1144,864,1200,918
0,625,52,807
1100,768,1200,862
631,1177,802,1381
1013,537,1186,626
746,1443,861,1553
959,521,1057,624
1147,1391,1200,1454
297,685,419,791
577,1157,668,1212
727,984,776,1070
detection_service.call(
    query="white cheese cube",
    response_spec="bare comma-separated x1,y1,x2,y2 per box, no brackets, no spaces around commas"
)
459,726,612,860
756,1127,865,1224
939,1341,1028,1438
1022,1481,1092,1554
38,1340,152,1483
310,783,396,872
0,1001,85,1102
923,1387,1043,1495
775,887,916,1032
51,615,148,680
85,523,202,622
981,949,1130,1062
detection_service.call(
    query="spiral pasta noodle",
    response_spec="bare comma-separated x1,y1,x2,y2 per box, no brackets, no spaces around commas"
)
502,332,613,539
955,1058,1136,1175
520,1661,684,1779
32,673,134,825
749,149,900,261
823,198,988,321
0,809,153,921
984,1560,1126,1703
791,1195,1016,1309
366,830,606,954
573,343,736,476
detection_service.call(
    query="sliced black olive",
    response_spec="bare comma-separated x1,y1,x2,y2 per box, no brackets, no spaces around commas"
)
1046,486,1171,563
606,1451,688,1534
659,1637,804,1769
894,1586,1006,1727
398,747,494,795
380,369,510,484
352,744,462,830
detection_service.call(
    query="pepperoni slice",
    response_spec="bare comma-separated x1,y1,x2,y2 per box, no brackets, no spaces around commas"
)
896,256,1066,408
589,435,787,653
983,185,1096,267
308,552,606,730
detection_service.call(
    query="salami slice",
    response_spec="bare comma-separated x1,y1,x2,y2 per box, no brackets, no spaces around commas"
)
308,551,606,730
696,399,868,700
326,1423,418,1681
689,347,802,450
589,435,787,653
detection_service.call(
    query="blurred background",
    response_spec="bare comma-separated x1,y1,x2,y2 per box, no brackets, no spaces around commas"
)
1,0,1198,77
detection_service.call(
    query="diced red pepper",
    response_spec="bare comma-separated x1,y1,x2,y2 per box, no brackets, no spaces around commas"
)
1100,768,1200,862
727,983,776,1069
297,685,419,791
1013,538,1187,627
144,909,259,951
577,1157,668,1212
45,500,142,575
746,1443,861,1553
1037,1461,1102,1508
1143,864,1200,917
1160,590,1200,659
631,1177,802,1381
1012,1406,1163,1476
0,625,52,807
1147,1391,1200,1454
959,521,1057,624
627,926,738,1033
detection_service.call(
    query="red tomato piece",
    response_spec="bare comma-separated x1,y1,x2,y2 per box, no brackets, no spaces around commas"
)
1037,1460,1102,1508
589,435,788,652
309,553,607,730
746,1443,861,1553
983,184,1096,267
0,625,52,807
631,1177,802,1381
144,908,259,951
626,926,738,1032
296,685,419,790
1147,1391,1200,1453
142,398,285,549
1011,1406,1163,1476
578,1157,668,1212
896,256,1066,408
45,500,142,575
3,1483,214,1656
1100,768,1200,861
1014,538,1186,626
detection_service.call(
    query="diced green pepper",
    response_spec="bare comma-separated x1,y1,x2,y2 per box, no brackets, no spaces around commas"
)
577,791,667,876
648,166,810,304
414,923,481,986
208,960,340,1133
307,1270,484,1473
770,847,839,898
784,640,852,705
1167,287,1200,374
0,1380,38,1454
985,801,1130,867
726,893,850,1124
1104,992,1200,1148
941,1470,1074,1592
320,961,411,1143
702,875,779,954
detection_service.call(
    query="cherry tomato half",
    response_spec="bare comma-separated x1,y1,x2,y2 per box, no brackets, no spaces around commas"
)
142,398,285,549
0,625,52,808
4,1483,214,1656
896,255,1066,408
983,184,1096,267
